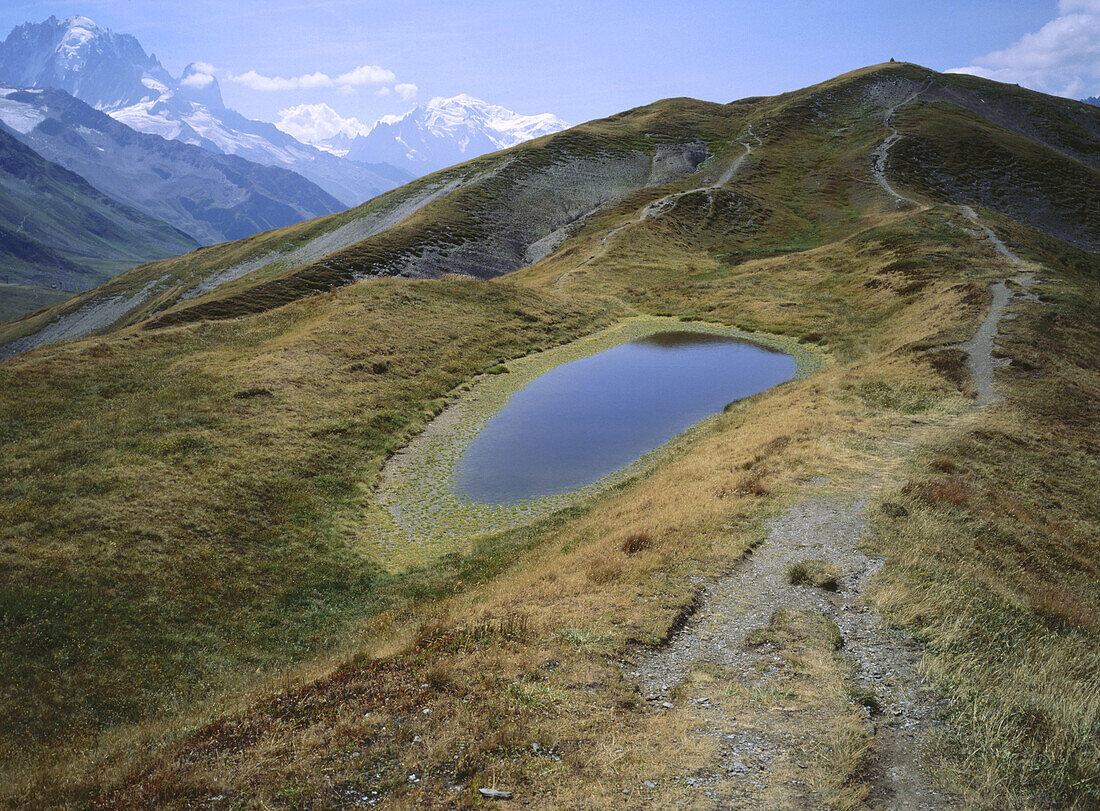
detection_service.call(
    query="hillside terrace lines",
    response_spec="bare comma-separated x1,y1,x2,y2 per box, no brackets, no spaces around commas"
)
554,127,760,291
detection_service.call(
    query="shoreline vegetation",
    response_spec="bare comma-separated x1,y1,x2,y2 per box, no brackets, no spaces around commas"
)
367,315,826,570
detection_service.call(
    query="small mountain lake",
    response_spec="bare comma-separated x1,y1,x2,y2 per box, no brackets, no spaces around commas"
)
453,330,797,504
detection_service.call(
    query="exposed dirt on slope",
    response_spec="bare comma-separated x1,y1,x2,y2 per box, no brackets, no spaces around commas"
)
871,78,933,209
554,128,760,291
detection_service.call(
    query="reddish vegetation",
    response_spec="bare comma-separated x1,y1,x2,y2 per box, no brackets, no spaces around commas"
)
621,531,654,555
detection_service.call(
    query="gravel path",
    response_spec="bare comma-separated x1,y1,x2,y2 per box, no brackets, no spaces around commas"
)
958,205,1039,407
627,481,956,808
871,80,932,208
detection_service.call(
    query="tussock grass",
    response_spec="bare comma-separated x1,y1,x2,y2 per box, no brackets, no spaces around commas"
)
66,200,989,806
787,560,841,591
0,277,620,800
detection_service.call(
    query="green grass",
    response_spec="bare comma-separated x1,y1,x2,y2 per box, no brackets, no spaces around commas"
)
0,284,71,323
0,278,619,768
787,560,841,591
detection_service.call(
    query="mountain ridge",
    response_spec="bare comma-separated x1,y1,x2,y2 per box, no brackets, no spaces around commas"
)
3,62,1096,360
330,94,570,176
0,16,411,205
0,84,346,245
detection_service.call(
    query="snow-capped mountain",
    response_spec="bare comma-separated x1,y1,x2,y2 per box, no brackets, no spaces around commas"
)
335,94,570,177
0,84,345,244
0,16,410,206
0,15,170,110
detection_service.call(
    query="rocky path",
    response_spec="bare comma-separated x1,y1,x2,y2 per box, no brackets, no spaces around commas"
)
871,80,932,208
958,205,1039,407
609,205,1046,807
626,480,955,808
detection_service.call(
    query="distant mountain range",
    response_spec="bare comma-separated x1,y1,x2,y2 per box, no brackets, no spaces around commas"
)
317,94,570,177
0,15,411,205
0,84,344,244
0,125,195,319
0,14,571,321
1083,96,1099,107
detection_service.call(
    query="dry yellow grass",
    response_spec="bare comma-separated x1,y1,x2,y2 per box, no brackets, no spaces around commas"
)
69,200,1007,807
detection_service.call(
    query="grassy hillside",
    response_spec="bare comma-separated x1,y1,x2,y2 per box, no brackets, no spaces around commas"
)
0,63,1097,807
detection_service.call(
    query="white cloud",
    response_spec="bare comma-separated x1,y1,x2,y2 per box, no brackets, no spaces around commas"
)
228,69,334,91
275,102,371,145
947,0,1100,97
190,61,217,75
180,72,214,89
227,63,401,92
395,82,418,100
335,64,397,86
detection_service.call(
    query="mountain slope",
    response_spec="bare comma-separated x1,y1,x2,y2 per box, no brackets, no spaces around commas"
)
4,62,1095,359
0,125,196,305
0,16,411,206
1,63,1098,807
0,84,346,244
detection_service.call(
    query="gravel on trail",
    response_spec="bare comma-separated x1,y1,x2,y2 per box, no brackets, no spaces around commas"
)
626,480,958,808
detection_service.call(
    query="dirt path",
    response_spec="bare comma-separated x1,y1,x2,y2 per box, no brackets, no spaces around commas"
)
958,205,1039,407
872,80,932,208
554,129,759,291
627,477,956,808
610,205,1047,807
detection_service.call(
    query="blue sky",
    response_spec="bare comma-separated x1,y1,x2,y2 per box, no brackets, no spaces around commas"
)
1,0,1096,138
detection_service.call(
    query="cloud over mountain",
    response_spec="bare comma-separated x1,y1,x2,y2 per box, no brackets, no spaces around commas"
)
276,102,370,145
228,63,399,92
947,0,1100,97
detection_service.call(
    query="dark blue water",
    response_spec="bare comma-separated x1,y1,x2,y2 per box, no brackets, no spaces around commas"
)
454,331,796,504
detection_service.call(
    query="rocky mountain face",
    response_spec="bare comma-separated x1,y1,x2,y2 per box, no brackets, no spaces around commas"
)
0,16,411,205
0,15,170,109
0,125,196,293
0,85,345,244
335,94,570,176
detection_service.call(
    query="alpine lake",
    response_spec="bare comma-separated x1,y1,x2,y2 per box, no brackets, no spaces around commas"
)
365,317,824,569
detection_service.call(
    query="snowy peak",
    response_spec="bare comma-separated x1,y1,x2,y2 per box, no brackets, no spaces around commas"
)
345,94,569,176
178,62,224,110
402,94,568,148
0,15,171,109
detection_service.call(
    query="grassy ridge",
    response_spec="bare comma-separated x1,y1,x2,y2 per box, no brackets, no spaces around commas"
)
868,225,1100,805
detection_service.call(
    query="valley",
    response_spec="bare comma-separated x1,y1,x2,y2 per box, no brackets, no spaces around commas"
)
0,60,1097,808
